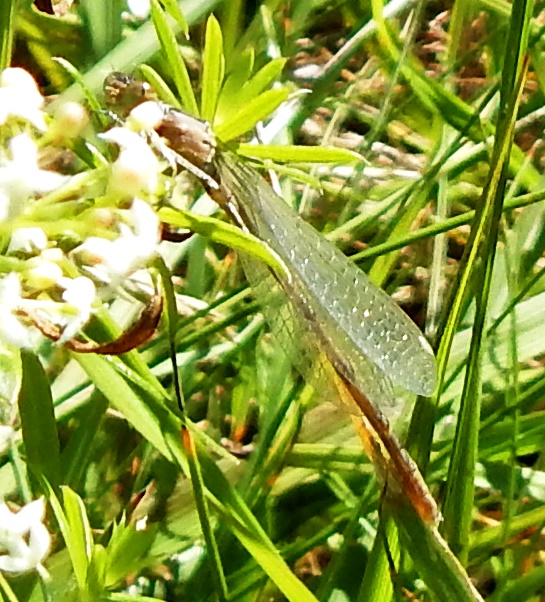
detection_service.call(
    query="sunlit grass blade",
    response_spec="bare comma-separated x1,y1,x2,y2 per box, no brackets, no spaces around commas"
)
79,0,124,60
441,5,532,562
19,351,61,492
160,0,189,37
0,0,16,70
158,206,289,276
149,0,198,115
155,256,228,601
44,483,94,594
201,14,224,122
214,88,290,141
216,56,287,125
138,64,182,109
236,143,360,164
351,189,545,263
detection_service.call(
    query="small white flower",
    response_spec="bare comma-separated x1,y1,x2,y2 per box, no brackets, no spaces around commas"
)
50,101,89,139
25,258,63,290
0,68,46,131
73,198,159,291
8,227,48,254
0,134,67,216
127,101,163,131
126,0,150,19
0,192,9,222
57,276,96,342
0,498,50,573
0,426,13,450
0,273,36,349
100,128,160,197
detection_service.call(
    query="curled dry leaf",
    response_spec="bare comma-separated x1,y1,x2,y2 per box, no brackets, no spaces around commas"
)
20,291,163,354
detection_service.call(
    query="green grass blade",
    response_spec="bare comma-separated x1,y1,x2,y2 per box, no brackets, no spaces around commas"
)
44,483,94,593
138,64,182,109
0,0,16,70
201,14,224,122
215,88,290,141
215,48,254,121
160,0,189,37
79,0,124,61
236,143,360,164
217,57,287,124
441,7,532,561
357,518,396,602
158,206,289,276
19,351,61,492
181,429,229,601
149,0,198,115
396,507,484,602
155,256,228,601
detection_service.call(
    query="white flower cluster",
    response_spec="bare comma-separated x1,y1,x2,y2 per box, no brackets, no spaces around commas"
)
0,67,170,574
0,67,163,352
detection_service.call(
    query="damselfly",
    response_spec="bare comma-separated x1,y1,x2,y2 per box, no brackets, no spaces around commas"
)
105,74,439,524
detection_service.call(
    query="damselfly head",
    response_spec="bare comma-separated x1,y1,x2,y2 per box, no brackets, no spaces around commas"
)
103,72,156,116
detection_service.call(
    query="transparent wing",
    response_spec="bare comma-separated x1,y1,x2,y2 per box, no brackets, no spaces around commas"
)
216,151,437,398
239,250,397,416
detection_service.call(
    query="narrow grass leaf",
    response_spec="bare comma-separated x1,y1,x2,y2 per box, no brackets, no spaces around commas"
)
108,595,165,601
62,392,108,487
62,487,94,575
0,573,18,602
138,64,182,109
352,188,545,263
469,505,545,560
18,350,61,491
155,255,229,601
240,58,287,100
498,564,545,602
158,206,289,276
159,0,188,37
236,143,360,164
396,506,485,602
0,0,16,70
149,0,198,115
218,0,243,59
53,57,103,114
201,14,224,122
215,88,290,141
104,520,157,588
205,492,319,602
441,18,530,561
357,518,396,602
44,483,93,593
180,428,229,601
216,48,254,121
79,0,124,60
